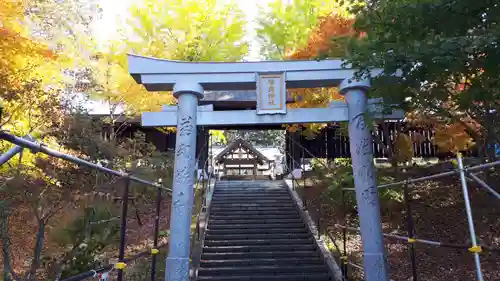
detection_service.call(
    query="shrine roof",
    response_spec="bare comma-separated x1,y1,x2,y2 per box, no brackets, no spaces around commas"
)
214,138,269,165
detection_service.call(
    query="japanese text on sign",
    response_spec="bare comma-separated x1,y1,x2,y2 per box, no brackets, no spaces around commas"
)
257,73,286,115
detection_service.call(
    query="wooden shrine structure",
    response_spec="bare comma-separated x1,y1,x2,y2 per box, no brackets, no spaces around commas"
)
213,138,276,178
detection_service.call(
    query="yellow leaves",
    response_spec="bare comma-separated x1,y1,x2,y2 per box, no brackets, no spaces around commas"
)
392,133,413,164
127,0,248,62
90,48,176,115
433,123,475,154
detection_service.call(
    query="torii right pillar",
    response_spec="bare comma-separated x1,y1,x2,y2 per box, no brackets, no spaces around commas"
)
340,79,389,281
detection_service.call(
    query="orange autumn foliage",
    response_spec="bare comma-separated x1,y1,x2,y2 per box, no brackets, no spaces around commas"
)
288,13,356,60
284,13,355,135
433,123,475,153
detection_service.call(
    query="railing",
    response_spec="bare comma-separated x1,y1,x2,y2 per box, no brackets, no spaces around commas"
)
284,135,348,278
190,133,216,281
0,131,171,281
285,132,500,281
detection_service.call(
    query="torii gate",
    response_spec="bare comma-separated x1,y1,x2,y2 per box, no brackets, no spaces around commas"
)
128,54,393,281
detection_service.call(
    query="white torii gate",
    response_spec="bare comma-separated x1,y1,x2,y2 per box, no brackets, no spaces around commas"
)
128,54,392,281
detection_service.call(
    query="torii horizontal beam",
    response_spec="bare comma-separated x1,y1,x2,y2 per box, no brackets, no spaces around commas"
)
142,100,404,127
128,54,383,91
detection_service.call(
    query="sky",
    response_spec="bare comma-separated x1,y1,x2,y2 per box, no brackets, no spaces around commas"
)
94,0,274,61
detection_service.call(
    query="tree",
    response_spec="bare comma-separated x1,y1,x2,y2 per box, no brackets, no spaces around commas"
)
257,3,354,137
84,0,250,132
256,0,348,60
127,0,249,62
346,0,500,158
0,2,171,279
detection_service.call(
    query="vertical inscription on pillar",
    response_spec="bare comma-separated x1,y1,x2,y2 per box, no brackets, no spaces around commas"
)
176,143,191,157
352,113,368,131
175,166,190,184
356,138,371,156
352,112,378,206
179,116,194,136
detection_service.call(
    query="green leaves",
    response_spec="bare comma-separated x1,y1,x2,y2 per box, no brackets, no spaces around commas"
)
344,0,500,153
127,0,248,62
256,0,347,60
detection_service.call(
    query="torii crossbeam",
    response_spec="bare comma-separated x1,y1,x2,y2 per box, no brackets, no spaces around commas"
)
128,54,392,281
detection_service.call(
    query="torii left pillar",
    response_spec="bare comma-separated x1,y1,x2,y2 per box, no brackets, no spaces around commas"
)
166,82,203,281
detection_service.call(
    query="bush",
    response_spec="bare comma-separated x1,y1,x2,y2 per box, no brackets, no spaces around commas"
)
311,158,404,212
47,204,121,279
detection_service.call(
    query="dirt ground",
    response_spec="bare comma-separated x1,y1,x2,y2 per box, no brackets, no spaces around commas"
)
301,166,500,281
2,196,172,278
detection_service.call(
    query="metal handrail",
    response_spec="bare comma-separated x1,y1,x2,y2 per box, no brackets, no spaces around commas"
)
60,243,169,281
284,133,349,278
0,131,170,192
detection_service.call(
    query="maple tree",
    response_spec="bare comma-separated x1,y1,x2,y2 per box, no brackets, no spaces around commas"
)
256,0,349,60
345,0,499,157
256,2,353,138
84,0,249,130
1,0,249,278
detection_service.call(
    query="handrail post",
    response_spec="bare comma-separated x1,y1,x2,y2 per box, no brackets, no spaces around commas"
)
117,176,130,281
404,180,418,281
151,183,162,281
457,153,484,281
341,189,348,279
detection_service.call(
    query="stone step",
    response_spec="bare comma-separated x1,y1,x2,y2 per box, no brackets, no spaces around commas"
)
211,198,290,202
206,228,308,235
209,211,298,217
210,209,297,214
209,214,300,220
215,186,286,189
202,244,317,253
208,218,303,225
204,238,313,247
213,191,288,195
199,257,324,267
197,274,331,281
201,250,320,260
198,265,329,276
210,202,295,207
208,223,305,230
204,233,311,241
210,206,297,212
206,210,300,219
211,198,292,202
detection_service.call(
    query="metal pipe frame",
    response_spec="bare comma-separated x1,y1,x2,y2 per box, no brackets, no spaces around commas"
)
333,224,500,252
467,172,500,200
0,134,35,165
151,184,162,281
457,153,484,281
117,177,130,281
403,181,418,281
376,159,500,190
0,131,170,192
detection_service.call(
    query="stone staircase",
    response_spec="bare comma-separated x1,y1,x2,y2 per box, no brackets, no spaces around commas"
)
197,180,333,281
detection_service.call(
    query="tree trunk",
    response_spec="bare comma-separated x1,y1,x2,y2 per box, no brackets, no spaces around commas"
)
28,220,45,281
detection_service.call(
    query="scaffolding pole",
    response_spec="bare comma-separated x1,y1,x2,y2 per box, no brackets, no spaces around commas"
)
373,159,500,190
467,172,500,200
457,153,484,281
